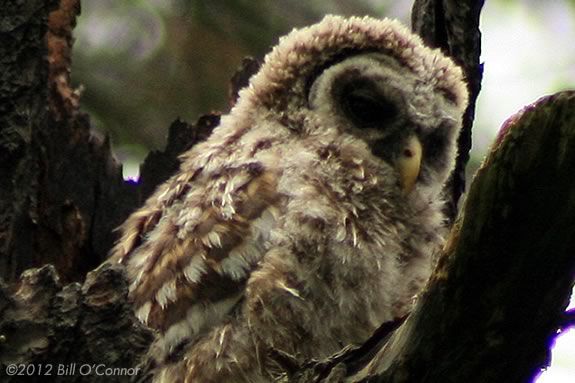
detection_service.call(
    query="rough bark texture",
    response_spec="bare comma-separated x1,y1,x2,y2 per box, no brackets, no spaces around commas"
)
1,0,58,281
0,0,130,282
0,0,217,283
0,263,153,382
1,0,573,382
412,0,484,221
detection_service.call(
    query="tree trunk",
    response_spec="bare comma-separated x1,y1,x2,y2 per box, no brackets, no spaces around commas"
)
0,0,217,283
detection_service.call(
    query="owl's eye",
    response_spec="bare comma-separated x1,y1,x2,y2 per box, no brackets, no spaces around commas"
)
342,88,398,127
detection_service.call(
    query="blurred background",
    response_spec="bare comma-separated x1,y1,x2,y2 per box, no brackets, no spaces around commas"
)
70,0,574,381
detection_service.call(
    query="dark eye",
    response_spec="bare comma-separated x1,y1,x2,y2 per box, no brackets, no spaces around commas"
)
342,88,398,127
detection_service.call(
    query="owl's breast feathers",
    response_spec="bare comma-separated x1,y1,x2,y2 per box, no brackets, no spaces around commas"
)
111,126,440,358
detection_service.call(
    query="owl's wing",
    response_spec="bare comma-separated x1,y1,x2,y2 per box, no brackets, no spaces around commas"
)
110,159,280,353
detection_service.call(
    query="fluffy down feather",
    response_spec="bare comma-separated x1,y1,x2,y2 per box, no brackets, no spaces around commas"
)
110,14,467,382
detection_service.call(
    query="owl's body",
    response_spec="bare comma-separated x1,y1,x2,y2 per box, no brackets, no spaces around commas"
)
111,16,467,382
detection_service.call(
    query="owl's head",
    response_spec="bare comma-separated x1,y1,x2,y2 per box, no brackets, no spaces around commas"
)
238,15,468,198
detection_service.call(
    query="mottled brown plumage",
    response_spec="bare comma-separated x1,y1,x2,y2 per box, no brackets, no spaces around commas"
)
110,15,468,382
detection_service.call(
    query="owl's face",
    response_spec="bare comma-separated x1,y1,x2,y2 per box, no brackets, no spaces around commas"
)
307,53,462,196
242,17,466,201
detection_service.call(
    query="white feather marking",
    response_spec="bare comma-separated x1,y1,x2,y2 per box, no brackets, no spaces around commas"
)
221,200,236,219
203,231,222,248
135,301,152,324
336,216,348,242
222,191,232,207
221,207,276,272
156,187,170,203
130,269,145,293
158,294,242,356
128,250,148,269
180,202,206,235
221,190,234,209
352,182,363,193
239,242,263,266
216,326,228,358
183,256,208,283
120,231,139,255
183,206,203,224
162,317,194,353
156,278,178,309
408,102,431,118
220,252,252,281
351,205,359,217
187,363,196,379
276,281,303,299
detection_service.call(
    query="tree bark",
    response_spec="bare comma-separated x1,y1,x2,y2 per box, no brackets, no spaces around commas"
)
1,1,573,383
0,0,215,283
412,0,484,221
0,263,153,382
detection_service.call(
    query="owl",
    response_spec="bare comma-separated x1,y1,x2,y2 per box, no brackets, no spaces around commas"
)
111,15,468,383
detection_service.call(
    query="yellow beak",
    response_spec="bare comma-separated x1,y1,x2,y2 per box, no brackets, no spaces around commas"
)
396,135,422,194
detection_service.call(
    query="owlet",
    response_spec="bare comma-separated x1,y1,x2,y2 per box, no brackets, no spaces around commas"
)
111,15,468,383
